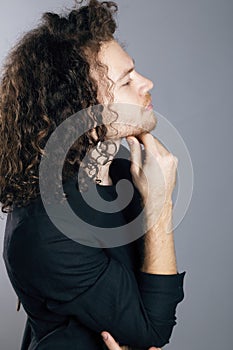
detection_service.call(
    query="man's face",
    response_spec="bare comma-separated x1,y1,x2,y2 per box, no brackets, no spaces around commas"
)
96,40,157,139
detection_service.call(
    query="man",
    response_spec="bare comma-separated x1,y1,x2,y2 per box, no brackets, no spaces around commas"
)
0,1,185,349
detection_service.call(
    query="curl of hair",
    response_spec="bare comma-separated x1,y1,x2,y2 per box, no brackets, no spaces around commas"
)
0,0,118,213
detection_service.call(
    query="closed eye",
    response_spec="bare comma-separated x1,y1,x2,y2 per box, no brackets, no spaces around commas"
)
122,79,132,87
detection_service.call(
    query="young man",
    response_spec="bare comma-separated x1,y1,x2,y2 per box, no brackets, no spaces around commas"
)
0,1,185,349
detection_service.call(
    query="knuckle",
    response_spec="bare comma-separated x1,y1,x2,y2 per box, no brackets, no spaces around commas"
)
130,164,140,176
168,153,177,163
171,155,178,165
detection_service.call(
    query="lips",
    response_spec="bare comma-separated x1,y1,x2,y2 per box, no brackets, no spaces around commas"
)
145,101,153,111
144,93,153,111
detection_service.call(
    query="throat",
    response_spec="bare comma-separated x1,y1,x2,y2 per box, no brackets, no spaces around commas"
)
95,166,113,186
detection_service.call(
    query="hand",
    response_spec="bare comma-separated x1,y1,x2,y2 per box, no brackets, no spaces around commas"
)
101,331,161,350
126,133,178,227
126,133,178,203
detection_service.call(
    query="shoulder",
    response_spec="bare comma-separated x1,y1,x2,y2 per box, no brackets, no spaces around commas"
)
3,198,107,297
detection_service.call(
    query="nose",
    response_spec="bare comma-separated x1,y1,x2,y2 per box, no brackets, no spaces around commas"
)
136,72,154,96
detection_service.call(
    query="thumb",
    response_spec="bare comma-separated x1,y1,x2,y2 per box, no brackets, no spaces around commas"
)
126,136,142,177
101,332,121,350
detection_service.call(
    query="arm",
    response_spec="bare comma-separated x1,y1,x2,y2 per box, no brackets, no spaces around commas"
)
42,239,184,349
19,210,184,349
44,130,184,348
126,133,179,276
142,201,177,275
13,131,184,349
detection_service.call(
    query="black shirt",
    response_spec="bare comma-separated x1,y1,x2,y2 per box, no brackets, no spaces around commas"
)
3,149,185,350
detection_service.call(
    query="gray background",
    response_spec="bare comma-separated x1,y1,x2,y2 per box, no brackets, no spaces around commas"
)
0,0,232,349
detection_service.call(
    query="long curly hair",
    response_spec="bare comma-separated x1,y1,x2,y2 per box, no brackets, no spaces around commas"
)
0,0,118,213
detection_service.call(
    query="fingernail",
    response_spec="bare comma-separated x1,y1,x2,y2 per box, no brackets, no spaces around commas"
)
102,332,108,341
127,137,134,145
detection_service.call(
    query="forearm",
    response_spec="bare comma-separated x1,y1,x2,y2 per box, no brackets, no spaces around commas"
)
141,200,177,275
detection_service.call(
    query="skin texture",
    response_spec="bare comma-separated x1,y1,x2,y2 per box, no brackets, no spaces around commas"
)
127,133,178,275
98,40,157,138
88,40,157,185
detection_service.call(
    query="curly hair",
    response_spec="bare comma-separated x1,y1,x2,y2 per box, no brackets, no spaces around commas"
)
0,0,118,213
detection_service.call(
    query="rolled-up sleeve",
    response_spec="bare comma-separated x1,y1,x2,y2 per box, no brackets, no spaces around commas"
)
11,215,185,349
44,242,185,349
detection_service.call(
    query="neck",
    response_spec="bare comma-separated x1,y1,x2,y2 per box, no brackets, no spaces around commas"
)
95,161,113,186
83,139,121,186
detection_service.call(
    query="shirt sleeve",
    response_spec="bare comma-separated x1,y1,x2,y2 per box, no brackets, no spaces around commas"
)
13,214,185,349
47,260,185,349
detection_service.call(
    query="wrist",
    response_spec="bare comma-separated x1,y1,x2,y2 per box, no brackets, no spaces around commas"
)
143,199,173,233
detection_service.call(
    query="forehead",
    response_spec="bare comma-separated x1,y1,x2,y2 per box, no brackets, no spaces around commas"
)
99,40,133,81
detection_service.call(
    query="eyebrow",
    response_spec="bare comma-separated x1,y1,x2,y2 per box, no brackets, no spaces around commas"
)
117,59,135,82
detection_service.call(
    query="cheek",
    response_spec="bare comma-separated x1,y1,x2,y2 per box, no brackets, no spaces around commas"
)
103,106,157,139
96,78,115,105
113,88,136,104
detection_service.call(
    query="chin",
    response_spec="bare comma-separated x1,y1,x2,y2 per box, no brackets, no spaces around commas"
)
138,110,158,134
105,109,158,139
118,122,157,138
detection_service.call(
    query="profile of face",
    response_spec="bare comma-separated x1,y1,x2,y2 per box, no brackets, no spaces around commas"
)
95,40,157,139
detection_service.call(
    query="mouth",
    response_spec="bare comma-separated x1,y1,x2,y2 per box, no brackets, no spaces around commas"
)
145,101,154,111
143,93,154,111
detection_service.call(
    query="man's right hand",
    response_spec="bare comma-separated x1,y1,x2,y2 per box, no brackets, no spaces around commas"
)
127,132,178,275
126,133,178,227
101,332,161,350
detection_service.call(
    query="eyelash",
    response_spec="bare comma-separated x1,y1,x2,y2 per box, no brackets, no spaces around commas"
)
122,79,132,87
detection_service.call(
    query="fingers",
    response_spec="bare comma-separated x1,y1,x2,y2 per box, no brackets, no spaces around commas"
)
127,133,170,161
138,132,169,157
101,331,161,350
126,136,142,177
137,133,160,161
138,132,156,149
101,332,121,350
153,138,170,157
